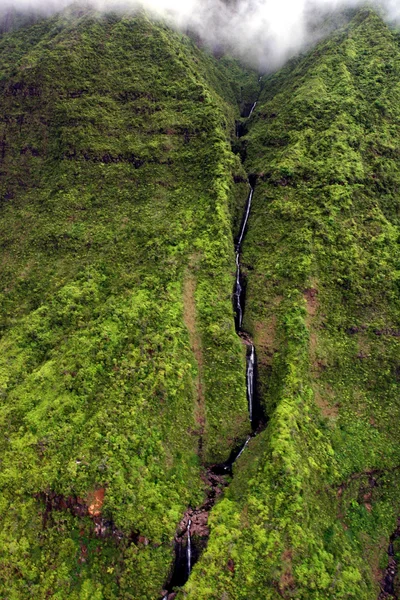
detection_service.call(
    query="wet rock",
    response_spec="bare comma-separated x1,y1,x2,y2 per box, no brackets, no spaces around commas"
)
379,518,400,598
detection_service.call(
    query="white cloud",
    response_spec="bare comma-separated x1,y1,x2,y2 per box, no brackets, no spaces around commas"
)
1,0,398,69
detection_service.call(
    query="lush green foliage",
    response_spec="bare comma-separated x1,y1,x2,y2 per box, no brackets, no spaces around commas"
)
183,9,400,599
3,5,400,600
0,9,258,598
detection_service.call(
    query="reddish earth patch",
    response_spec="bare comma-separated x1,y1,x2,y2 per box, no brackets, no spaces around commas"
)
313,385,339,419
304,287,319,320
87,488,105,517
36,489,126,541
304,285,326,376
254,315,277,366
279,549,295,595
227,558,235,573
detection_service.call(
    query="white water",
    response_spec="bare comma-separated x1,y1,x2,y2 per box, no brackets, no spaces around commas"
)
236,435,251,460
247,345,255,422
234,186,254,329
248,101,257,117
234,251,243,328
236,187,253,250
187,519,192,575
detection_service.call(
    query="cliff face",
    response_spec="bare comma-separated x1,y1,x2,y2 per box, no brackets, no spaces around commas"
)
1,5,400,600
0,9,257,598
185,9,400,600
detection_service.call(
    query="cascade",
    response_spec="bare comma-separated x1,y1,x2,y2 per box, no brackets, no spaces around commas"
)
160,92,264,600
234,186,253,330
248,101,257,116
247,345,255,424
235,435,251,461
234,252,243,329
187,519,192,576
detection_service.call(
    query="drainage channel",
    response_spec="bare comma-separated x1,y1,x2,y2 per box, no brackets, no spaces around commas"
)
379,518,400,599
160,92,264,600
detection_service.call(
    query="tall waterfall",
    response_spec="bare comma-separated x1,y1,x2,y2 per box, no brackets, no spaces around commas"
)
247,345,255,423
234,187,254,331
161,91,263,599
248,101,257,117
187,519,192,576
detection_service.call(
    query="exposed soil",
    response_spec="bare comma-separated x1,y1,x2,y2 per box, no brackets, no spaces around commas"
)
87,488,105,517
313,384,339,419
36,490,124,541
304,287,319,320
183,268,205,439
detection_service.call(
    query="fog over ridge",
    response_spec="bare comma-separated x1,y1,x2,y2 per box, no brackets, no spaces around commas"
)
2,0,400,69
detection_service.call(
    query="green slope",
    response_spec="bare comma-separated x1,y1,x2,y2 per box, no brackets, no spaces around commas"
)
183,9,400,600
0,9,258,599
3,5,400,600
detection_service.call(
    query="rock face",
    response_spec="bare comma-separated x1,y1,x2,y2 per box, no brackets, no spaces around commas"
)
379,519,400,599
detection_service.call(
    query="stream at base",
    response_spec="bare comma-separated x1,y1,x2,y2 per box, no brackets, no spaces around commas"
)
160,98,263,600
379,519,400,599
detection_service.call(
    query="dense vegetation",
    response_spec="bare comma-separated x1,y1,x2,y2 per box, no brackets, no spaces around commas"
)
184,8,400,599
2,5,400,600
0,8,258,598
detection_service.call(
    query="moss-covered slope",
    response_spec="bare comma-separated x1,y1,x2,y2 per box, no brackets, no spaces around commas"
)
0,9,258,599
183,9,400,600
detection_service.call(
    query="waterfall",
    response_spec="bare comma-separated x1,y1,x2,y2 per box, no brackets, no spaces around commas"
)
234,252,243,329
162,94,263,599
234,187,254,330
187,519,192,576
236,435,251,461
246,345,255,423
236,187,253,251
248,101,257,117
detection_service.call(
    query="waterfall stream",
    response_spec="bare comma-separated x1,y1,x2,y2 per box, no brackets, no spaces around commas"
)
234,252,243,329
161,94,263,600
234,186,253,330
247,345,255,424
235,435,251,461
248,101,257,117
187,519,192,576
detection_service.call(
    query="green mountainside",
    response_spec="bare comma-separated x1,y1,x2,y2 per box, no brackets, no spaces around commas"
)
185,8,400,599
0,9,258,598
1,5,400,600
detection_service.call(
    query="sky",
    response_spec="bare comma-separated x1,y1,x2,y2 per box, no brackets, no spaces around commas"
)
2,0,400,69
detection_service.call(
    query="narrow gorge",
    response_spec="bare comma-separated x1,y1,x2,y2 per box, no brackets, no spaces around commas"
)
160,96,267,598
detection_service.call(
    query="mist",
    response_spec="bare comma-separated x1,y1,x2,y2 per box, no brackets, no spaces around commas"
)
1,0,400,70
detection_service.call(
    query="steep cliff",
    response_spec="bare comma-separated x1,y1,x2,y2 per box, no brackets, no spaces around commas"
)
0,8,257,598
184,9,400,599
